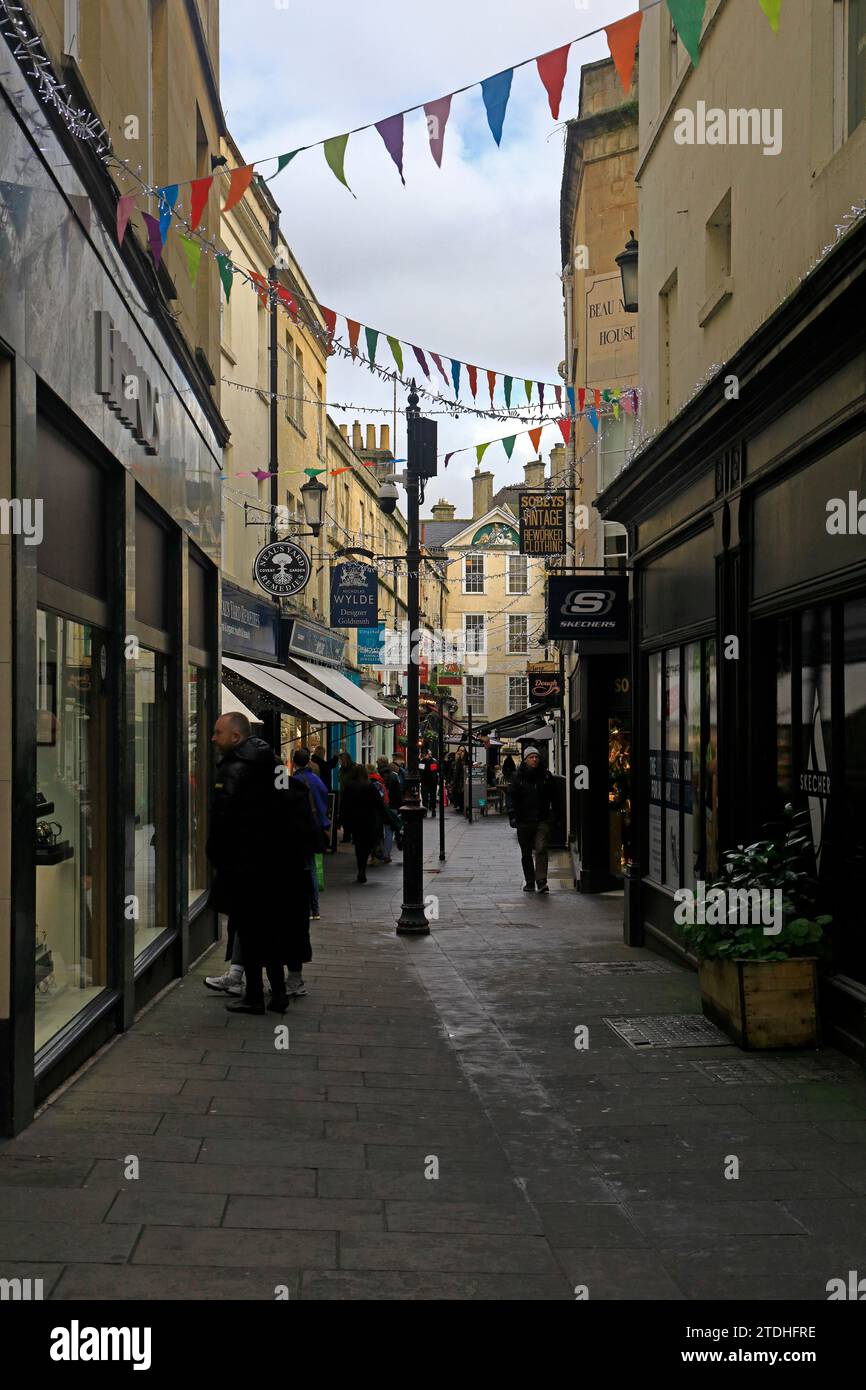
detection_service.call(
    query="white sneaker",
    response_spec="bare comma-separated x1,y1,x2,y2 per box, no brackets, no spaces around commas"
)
286,972,307,997
205,971,243,995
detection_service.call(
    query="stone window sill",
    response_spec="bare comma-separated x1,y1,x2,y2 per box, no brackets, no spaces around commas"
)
698,277,733,328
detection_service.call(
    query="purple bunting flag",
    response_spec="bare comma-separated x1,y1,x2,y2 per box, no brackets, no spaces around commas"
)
375,113,406,185
142,212,163,269
424,94,453,168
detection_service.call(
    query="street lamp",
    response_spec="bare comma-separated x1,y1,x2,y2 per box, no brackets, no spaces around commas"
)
300,475,327,536
616,230,639,313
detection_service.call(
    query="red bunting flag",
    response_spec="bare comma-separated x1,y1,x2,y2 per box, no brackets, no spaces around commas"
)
529,426,543,454
222,165,254,213
320,306,338,350
487,370,496,406
467,365,478,399
276,285,298,319
578,388,586,412
536,44,571,120
430,352,450,386
116,194,135,247
189,175,213,231
250,271,269,307
557,417,571,445
604,12,643,96
347,318,361,358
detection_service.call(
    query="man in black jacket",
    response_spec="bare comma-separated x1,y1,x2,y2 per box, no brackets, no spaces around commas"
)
207,713,318,1013
506,747,554,893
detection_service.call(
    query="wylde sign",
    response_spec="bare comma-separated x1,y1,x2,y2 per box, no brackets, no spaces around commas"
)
330,560,378,628
94,310,160,453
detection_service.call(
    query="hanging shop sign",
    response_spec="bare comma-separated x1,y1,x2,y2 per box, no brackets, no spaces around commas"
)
253,540,311,598
221,580,279,659
357,622,385,666
433,662,464,686
519,491,567,555
285,618,346,666
330,560,378,628
527,661,562,705
546,574,629,644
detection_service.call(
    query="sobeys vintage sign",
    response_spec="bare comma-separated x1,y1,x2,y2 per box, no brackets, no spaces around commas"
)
253,540,311,598
519,491,567,555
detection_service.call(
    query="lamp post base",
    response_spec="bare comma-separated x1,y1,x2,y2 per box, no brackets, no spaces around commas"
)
396,909,430,936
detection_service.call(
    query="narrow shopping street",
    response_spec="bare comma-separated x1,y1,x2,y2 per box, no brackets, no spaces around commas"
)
1,813,864,1302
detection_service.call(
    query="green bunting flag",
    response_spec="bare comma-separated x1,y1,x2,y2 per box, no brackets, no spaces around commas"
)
504,376,513,407
666,0,706,67
365,327,379,366
216,252,233,301
324,134,353,194
178,233,201,286
758,0,781,30
267,150,300,182
387,335,404,373
476,442,490,466
502,435,517,459
304,467,327,477
524,379,533,404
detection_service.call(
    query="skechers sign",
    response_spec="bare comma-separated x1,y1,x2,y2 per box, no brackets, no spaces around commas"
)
546,575,629,643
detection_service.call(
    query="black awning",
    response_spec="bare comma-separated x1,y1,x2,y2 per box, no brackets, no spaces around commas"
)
467,704,551,740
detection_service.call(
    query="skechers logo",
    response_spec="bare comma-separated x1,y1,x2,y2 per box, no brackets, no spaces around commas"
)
560,589,617,617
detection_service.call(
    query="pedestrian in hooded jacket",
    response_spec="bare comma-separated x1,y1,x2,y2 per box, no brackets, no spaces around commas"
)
506,746,555,893
207,713,318,1011
339,765,385,883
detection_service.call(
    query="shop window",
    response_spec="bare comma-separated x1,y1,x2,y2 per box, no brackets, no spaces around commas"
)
664,649,681,885
603,522,628,572
842,596,866,979
704,638,719,876
647,639,717,886
834,0,866,147
683,642,702,891
648,652,663,882
776,619,793,796
188,665,209,905
133,650,171,960
35,612,108,1051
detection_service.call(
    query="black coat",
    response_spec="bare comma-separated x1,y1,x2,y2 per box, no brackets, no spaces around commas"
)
339,781,385,840
507,764,555,825
206,737,317,952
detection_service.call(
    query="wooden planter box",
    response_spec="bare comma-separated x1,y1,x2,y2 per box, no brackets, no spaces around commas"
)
698,957,820,1050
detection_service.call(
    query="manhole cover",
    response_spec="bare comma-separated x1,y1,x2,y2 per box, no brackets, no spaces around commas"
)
604,1015,731,1049
572,961,677,976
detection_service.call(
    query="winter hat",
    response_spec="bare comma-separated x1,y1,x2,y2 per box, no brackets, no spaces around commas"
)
523,746,540,759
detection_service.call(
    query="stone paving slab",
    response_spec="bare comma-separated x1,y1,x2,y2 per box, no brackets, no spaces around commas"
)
2,812,864,1301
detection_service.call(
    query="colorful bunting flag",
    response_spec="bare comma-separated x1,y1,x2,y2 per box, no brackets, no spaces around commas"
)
605,12,642,95
476,442,490,466
178,232,201,285
758,0,781,30
375,114,406,184
502,435,517,459
566,386,575,415
250,271,270,308
387,335,404,373
555,385,562,410
116,193,135,247
538,383,545,411
528,426,543,454
578,387,586,413
412,345,430,378
320,306,338,351
277,285,298,319
594,389,601,409
481,69,514,146
666,0,705,67
347,318,361,358
524,380,533,404
189,175,213,231
430,352,449,386
142,212,163,269
158,184,178,243
557,417,571,445
424,94,452,167
467,365,478,399
586,407,599,432
267,150,299,182
217,252,234,300
450,359,461,395
487,370,496,406
504,376,513,407
324,134,353,193
252,470,272,482
536,44,571,120
444,452,455,469
365,326,379,365
223,164,254,213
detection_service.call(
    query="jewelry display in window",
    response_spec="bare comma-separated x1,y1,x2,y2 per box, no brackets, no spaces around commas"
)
35,818,74,865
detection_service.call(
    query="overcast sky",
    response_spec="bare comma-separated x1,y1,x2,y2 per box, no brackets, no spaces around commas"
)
220,0,625,517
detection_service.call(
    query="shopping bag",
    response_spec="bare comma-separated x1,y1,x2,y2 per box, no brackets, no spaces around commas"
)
315,853,325,891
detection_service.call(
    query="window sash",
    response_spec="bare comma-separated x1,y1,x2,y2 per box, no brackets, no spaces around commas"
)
507,554,528,594
463,555,485,594
507,615,528,654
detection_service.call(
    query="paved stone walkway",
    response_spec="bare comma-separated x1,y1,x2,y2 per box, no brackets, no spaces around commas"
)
1,813,865,1300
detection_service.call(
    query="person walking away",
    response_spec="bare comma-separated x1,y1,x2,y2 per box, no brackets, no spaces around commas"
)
337,751,355,843
506,746,555,893
419,747,439,816
376,755,402,861
450,747,465,813
339,765,385,882
291,748,330,919
207,714,318,1012
501,753,517,785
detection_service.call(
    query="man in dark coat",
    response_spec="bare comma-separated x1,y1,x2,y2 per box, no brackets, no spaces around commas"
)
207,713,317,1013
506,746,555,893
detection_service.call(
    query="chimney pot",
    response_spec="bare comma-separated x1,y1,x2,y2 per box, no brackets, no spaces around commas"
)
352,421,362,450
380,423,390,453
366,424,376,450
339,423,348,440
472,470,494,520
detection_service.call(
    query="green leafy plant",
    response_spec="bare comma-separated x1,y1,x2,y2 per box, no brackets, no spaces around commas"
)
680,804,832,962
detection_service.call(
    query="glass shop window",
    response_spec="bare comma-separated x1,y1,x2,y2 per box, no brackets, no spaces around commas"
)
188,665,210,905
646,639,717,887
133,649,171,959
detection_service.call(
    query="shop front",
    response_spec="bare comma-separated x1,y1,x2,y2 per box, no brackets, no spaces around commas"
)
1,52,224,1132
597,217,866,1058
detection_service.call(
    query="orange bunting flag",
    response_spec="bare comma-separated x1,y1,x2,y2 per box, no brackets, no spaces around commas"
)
536,43,571,120
557,417,571,445
529,426,543,454
347,318,361,358
487,370,496,406
594,388,601,409
467,365,478,399
222,164,254,213
605,12,643,95
250,271,269,307
189,175,213,231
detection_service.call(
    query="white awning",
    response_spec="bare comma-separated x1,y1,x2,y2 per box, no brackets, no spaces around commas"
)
521,724,555,741
290,657,399,724
220,684,263,725
223,657,365,724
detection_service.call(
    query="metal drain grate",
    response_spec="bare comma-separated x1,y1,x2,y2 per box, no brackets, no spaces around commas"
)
572,961,677,976
690,1058,856,1085
605,1014,731,1049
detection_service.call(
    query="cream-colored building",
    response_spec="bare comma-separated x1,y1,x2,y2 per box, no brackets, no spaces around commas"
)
424,456,559,731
